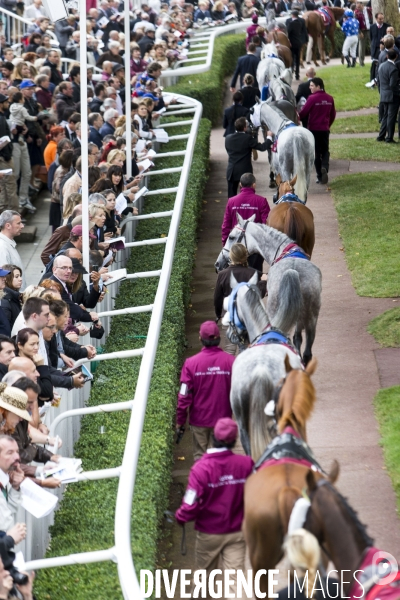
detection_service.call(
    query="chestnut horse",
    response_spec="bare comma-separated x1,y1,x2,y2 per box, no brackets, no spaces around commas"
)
302,7,345,66
266,30,293,68
267,175,315,257
243,357,327,595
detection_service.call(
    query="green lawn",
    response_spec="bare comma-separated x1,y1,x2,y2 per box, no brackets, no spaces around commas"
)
330,138,400,163
368,308,400,346
313,65,379,111
330,172,400,297
331,113,378,134
374,386,400,514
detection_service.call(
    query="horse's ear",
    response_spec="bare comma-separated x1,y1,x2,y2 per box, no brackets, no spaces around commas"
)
276,174,282,186
328,460,340,484
237,213,245,226
284,354,292,373
248,214,256,222
289,174,297,186
305,357,317,376
230,272,239,289
306,469,317,493
249,271,258,286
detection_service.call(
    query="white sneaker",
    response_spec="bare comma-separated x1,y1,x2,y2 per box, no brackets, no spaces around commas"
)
20,198,36,213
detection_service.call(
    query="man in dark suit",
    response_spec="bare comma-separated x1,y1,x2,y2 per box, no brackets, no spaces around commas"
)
223,91,249,137
230,43,260,91
370,13,389,81
266,0,287,16
225,117,273,198
296,67,315,126
376,49,400,143
286,9,309,80
50,255,98,323
88,113,104,149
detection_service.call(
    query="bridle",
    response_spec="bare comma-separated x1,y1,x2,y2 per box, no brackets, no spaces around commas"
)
273,179,295,203
218,220,250,269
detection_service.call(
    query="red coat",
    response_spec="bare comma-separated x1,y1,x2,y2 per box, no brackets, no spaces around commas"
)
221,187,270,245
299,89,336,131
176,449,254,534
176,346,235,428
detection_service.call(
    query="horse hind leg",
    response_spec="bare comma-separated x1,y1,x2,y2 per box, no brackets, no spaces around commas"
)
318,35,327,65
303,318,317,366
293,325,303,356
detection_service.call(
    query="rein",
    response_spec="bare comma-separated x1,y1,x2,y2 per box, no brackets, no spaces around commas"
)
271,242,310,267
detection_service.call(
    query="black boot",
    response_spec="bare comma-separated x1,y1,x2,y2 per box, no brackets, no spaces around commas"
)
351,57,356,67
345,56,351,68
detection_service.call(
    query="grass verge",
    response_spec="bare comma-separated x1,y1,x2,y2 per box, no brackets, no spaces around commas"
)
330,172,400,297
34,119,212,599
331,113,378,134
315,65,378,111
368,308,400,347
166,33,245,125
374,386,400,513
330,138,400,162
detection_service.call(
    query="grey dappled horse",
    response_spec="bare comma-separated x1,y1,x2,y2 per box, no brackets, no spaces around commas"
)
257,43,285,91
251,101,315,201
222,270,303,459
268,69,296,106
215,215,322,366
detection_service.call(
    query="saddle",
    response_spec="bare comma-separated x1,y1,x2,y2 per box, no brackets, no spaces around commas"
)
275,192,306,205
317,7,332,33
254,428,325,472
271,242,310,266
250,328,300,359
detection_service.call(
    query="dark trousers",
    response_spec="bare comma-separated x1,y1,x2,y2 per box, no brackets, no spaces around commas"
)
291,46,301,79
310,130,330,179
227,179,240,198
378,99,400,141
370,59,377,82
248,253,264,273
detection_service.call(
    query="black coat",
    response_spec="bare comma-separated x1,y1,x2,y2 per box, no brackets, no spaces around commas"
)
240,85,261,109
296,79,312,103
72,280,101,309
0,111,13,161
89,125,103,149
377,60,400,103
286,17,308,48
49,275,93,323
214,264,267,318
138,35,155,58
230,53,260,88
370,22,389,60
225,132,271,181
43,59,63,87
0,307,10,336
0,288,21,329
223,104,249,136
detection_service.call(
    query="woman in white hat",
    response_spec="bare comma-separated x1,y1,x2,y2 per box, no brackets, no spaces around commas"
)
0,382,31,434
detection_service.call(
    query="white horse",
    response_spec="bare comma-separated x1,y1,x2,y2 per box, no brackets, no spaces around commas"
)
268,68,296,106
251,101,315,202
257,42,285,91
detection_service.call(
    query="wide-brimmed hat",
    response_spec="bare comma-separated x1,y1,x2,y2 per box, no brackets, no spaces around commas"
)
0,382,31,422
71,257,88,274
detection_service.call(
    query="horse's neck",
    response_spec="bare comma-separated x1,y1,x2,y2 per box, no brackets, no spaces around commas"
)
241,298,269,343
261,104,285,133
248,223,290,264
321,501,368,591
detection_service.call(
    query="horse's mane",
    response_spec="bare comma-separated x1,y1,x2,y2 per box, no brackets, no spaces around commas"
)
324,481,374,547
283,204,306,245
241,285,270,330
277,369,316,434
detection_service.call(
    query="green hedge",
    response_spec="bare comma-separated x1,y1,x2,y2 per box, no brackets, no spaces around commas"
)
34,119,211,598
166,33,245,125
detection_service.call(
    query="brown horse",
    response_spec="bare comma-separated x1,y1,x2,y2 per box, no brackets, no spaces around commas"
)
243,357,328,595
267,175,316,257
302,7,345,66
266,30,293,68
304,472,386,598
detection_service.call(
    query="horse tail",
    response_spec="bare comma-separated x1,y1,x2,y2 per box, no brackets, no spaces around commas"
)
292,136,308,202
269,269,302,333
248,366,275,462
283,204,306,249
278,486,302,533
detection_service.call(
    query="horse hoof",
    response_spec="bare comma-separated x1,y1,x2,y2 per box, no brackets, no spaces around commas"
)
326,57,330,62
269,181,278,189
314,62,320,66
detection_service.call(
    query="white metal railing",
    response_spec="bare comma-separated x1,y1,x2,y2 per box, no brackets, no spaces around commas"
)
22,94,202,600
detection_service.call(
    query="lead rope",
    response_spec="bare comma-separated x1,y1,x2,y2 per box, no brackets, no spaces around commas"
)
181,523,187,555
